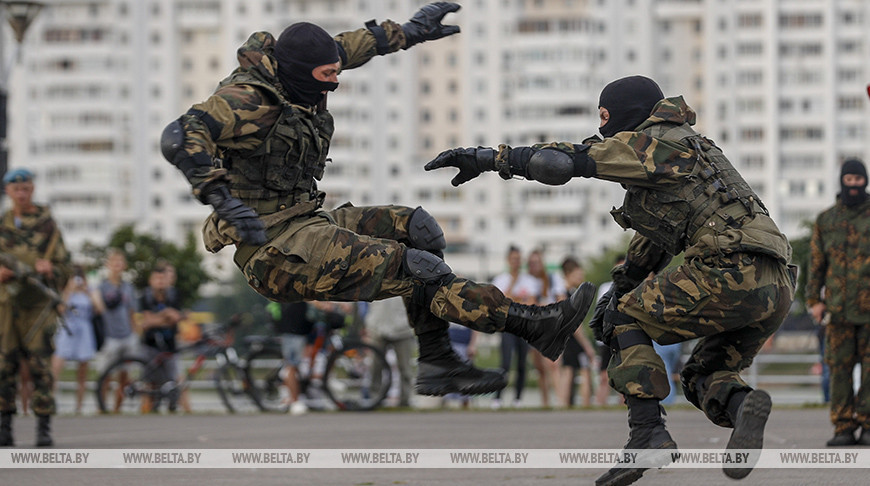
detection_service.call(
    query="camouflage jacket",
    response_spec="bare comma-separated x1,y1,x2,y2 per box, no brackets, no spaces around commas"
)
526,96,791,266
806,197,870,323
178,21,407,201
0,204,71,307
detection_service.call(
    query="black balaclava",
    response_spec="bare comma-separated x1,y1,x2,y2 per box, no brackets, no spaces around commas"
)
273,22,340,106
840,158,868,207
598,75,665,138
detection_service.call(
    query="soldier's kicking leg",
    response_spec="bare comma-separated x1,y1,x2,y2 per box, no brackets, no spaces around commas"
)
244,204,596,396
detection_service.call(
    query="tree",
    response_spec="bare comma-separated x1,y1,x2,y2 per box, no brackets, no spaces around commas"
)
82,225,211,308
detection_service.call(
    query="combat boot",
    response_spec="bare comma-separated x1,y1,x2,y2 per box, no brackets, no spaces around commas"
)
724,389,771,479
415,329,507,396
0,412,13,447
596,396,677,486
826,430,857,446
858,428,870,446
35,414,53,447
504,282,596,360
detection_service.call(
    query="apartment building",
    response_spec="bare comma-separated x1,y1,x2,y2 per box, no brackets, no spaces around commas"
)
5,0,869,287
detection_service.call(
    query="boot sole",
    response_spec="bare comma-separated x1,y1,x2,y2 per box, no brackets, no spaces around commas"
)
723,389,771,480
416,374,507,397
539,282,596,360
595,446,677,486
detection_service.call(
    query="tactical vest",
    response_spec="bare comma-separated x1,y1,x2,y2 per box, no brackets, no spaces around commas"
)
217,70,334,214
610,123,767,255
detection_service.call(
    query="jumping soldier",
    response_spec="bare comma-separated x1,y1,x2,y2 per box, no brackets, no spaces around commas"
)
160,3,596,398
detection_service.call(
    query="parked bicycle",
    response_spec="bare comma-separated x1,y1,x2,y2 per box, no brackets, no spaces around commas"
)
244,325,392,412
95,324,254,414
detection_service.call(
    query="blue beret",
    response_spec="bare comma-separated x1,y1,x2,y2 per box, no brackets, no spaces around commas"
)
2,168,34,184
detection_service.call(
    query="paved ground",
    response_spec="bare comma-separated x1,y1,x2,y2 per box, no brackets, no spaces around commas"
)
1,404,865,486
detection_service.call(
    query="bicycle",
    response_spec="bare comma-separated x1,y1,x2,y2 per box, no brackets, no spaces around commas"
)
95,324,255,414
244,325,392,412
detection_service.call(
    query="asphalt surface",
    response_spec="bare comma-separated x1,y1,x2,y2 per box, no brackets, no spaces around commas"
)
0,405,865,486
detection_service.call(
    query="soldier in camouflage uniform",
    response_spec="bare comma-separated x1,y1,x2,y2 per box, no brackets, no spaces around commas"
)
807,158,870,447
161,3,595,398
1,168,71,447
426,75,796,484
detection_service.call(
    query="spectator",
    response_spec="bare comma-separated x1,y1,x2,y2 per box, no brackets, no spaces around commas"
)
527,249,567,408
96,249,139,413
139,263,186,413
268,301,314,415
557,257,598,408
52,266,103,414
1,167,72,447
367,297,416,408
490,245,538,409
807,158,870,446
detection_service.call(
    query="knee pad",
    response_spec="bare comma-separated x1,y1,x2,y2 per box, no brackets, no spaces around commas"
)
403,248,455,306
407,207,446,251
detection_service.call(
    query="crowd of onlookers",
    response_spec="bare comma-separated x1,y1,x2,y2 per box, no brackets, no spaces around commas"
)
40,243,656,415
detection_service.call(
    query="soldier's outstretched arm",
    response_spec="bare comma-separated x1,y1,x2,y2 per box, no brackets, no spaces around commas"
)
424,144,596,187
335,2,461,70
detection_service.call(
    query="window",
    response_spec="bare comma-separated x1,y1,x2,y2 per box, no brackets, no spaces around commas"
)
741,128,764,141
737,13,762,28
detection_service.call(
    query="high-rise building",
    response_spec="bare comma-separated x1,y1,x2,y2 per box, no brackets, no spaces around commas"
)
7,0,869,289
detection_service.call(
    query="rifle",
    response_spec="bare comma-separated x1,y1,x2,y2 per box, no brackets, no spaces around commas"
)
0,252,68,344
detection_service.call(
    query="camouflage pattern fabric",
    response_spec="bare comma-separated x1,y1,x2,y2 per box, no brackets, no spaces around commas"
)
178,22,406,199
241,205,510,333
0,307,55,415
521,97,794,426
807,197,870,433
608,252,794,427
806,198,870,323
0,204,68,415
174,22,511,335
824,320,870,434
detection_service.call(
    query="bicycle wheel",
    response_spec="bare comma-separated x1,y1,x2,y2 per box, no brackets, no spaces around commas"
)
244,347,288,412
96,357,164,414
214,363,260,414
323,341,391,411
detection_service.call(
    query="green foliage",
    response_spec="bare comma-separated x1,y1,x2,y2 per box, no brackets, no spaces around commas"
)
207,271,271,328
789,220,814,308
83,225,211,308
582,235,631,286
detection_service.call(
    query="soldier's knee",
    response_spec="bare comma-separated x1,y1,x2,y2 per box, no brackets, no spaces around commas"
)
407,207,446,252
403,248,455,306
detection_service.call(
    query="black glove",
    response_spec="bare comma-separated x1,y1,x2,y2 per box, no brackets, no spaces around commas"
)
589,288,613,344
424,147,495,186
402,2,461,49
204,186,267,246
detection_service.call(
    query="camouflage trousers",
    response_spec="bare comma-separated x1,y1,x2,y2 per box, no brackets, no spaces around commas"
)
824,320,870,434
609,252,795,427
240,204,511,335
0,301,56,416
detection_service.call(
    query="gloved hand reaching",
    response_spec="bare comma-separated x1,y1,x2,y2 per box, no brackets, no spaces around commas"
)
403,2,461,49
424,147,495,186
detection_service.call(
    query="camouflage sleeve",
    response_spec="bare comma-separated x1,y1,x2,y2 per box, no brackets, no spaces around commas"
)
334,20,406,70
177,84,280,199
583,133,696,188
805,214,828,307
